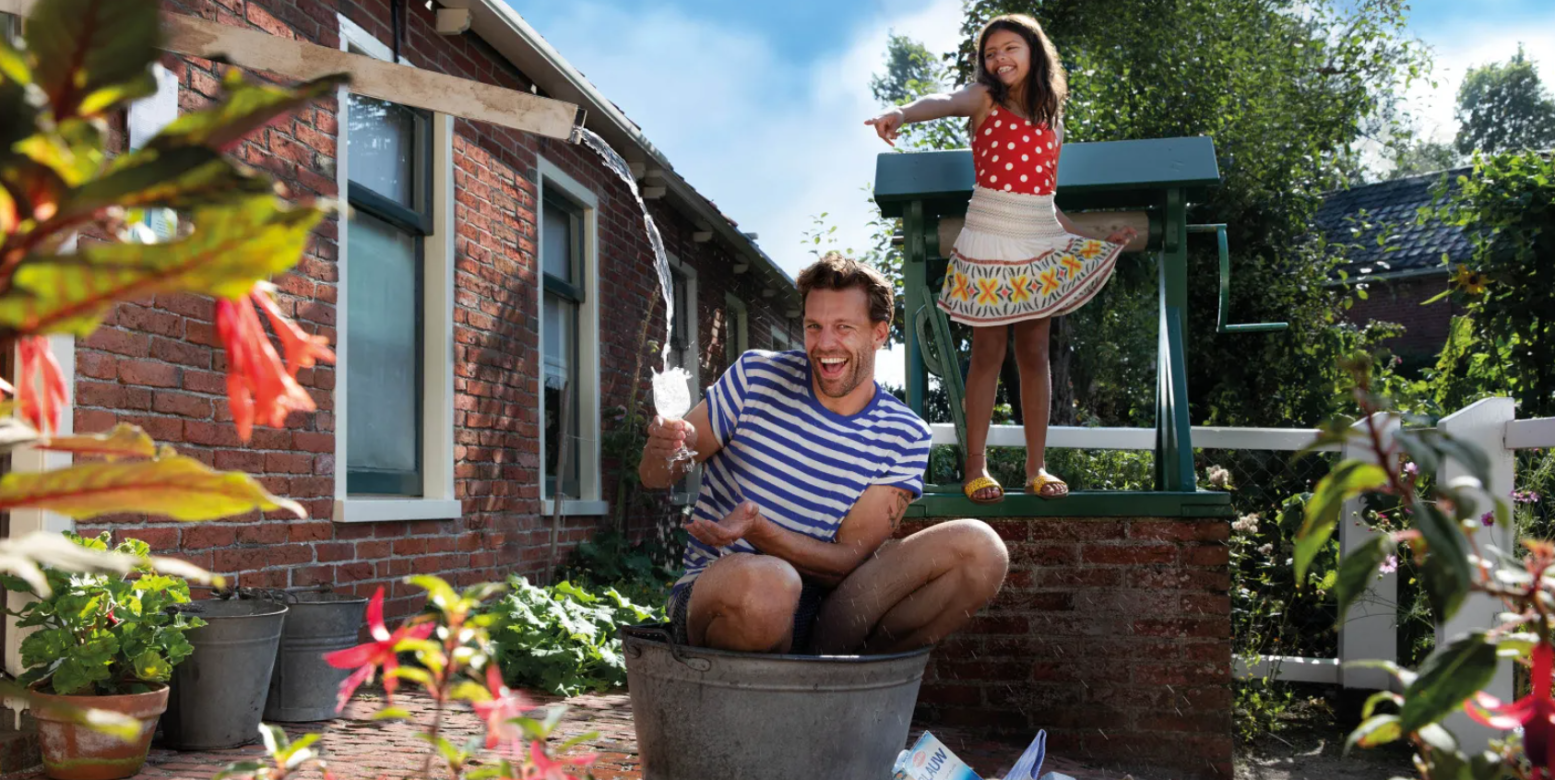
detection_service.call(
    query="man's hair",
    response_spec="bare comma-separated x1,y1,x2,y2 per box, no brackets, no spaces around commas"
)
796,252,893,325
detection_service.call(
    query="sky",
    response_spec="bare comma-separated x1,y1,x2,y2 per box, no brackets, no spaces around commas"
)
507,0,1553,386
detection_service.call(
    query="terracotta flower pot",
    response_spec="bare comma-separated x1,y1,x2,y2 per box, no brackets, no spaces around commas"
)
30,684,169,780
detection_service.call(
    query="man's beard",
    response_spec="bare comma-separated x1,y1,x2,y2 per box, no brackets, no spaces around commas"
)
811,345,874,399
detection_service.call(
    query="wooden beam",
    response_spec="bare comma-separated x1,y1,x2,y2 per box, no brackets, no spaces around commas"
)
0,0,579,140
641,186,666,200
435,8,472,35
692,231,713,243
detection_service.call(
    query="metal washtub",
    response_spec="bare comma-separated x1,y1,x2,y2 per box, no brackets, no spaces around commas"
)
620,624,931,780
264,590,369,722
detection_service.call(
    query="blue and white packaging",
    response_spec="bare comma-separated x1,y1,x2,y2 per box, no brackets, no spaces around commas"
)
893,732,981,780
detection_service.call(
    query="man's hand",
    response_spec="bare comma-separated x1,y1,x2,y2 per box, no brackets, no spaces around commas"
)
686,500,761,548
645,415,697,463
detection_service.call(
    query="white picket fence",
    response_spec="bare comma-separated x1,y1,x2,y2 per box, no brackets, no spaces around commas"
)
931,398,1555,751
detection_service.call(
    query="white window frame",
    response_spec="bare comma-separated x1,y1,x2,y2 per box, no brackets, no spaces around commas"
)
770,322,795,351
667,257,700,506
333,15,459,523
724,293,749,364
537,158,605,516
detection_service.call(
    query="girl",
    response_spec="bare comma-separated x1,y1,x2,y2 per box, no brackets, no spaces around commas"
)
866,14,1135,503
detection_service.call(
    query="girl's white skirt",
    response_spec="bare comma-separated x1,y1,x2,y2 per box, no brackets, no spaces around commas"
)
937,186,1125,326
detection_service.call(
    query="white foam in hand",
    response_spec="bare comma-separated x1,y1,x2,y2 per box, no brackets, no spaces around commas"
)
652,368,693,420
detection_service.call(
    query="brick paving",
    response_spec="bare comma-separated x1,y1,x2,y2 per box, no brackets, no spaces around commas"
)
13,689,1152,780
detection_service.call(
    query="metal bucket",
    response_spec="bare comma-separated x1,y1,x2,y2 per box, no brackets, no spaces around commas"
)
620,624,931,780
159,598,288,750
264,591,368,722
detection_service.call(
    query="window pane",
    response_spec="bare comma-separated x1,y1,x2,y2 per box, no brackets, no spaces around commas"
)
542,198,577,283
670,271,688,352
347,210,421,493
543,291,579,497
347,94,418,208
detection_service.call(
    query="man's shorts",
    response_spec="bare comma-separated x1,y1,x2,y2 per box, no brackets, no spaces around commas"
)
668,577,829,654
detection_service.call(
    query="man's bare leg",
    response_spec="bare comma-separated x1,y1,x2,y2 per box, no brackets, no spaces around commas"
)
810,519,1008,655
687,553,803,652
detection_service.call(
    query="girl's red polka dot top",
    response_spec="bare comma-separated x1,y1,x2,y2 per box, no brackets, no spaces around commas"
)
973,105,1059,196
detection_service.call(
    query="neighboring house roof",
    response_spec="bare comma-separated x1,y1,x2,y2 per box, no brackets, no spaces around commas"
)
454,1,801,311
1314,167,1474,280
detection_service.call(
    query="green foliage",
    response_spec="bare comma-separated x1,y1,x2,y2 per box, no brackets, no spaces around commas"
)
4,531,203,696
557,527,685,608
484,576,665,697
1426,150,1555,416
1454,46,1555,156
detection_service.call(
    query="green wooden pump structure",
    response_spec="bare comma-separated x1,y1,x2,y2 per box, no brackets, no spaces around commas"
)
874,136,1285,519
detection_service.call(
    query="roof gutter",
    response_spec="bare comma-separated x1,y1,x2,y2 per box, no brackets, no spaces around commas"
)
450,0,799,306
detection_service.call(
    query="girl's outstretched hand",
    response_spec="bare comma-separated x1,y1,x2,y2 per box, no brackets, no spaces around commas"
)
865,109,905,146
1105,226,1139,246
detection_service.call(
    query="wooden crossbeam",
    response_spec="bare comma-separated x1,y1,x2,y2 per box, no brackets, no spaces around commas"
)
0,0,580,139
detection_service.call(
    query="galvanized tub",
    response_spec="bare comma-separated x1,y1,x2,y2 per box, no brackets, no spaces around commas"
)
264,591,368,722
620,624,931,780
160,598,288,750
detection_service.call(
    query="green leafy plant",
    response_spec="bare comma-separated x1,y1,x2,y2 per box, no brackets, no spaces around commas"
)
484,576,663,697
558,527,684,608
4,531,204,696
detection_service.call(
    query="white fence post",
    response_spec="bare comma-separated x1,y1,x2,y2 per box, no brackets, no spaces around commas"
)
1338,413,1400,690
1437,397,1517,753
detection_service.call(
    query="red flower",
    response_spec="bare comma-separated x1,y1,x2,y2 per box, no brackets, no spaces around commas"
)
323,587,435,713
11,336,67,434
216,283,333,441
472,665,533,749
1467,641,1555,776
522,739,596,780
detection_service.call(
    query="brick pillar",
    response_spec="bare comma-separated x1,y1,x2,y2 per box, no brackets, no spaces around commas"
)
908,517,1233,780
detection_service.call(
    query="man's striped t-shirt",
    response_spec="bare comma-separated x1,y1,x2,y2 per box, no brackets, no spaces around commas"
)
672,349,933,594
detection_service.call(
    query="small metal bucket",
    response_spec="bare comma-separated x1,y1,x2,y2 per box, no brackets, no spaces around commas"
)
620,624,931,780
263,590,368,722
159,598,288,750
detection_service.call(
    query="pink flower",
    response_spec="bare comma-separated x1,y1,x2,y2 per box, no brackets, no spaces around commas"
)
1401,462,1419,480
1379,555,1398,574
323,588,435,712
1467,642,1555,776
472,665,533,749
1482,512,1495,527
11,337,68,434
522,740,596,780
216,284,334,442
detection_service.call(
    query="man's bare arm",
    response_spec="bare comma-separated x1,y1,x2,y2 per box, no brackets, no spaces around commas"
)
738,485,916,588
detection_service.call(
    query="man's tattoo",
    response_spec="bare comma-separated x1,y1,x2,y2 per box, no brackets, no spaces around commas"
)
888,489,911,533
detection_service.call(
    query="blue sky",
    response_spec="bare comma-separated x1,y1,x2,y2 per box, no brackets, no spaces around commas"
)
508,0,1551,385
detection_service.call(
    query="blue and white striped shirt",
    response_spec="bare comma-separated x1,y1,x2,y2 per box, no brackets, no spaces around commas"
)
673,350,933,593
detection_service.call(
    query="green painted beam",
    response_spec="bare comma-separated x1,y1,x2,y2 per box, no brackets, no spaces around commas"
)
908,490,1233,518
875,136,1222,218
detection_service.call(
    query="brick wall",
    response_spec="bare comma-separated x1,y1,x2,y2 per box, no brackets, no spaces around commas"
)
1345,273,1461,359
69,0,800,622
903,516,1233,780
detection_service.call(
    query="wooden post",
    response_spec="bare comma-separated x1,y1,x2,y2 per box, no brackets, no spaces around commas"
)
1437,397,1517,752
1338,412,1400,690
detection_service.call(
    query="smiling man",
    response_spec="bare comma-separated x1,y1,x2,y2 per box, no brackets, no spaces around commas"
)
640,252,1009,655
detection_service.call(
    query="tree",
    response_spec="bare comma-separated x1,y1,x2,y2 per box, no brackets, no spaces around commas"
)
1454,46,1555,156
1385,137,1459,180
869,32,967,153
940,0,1427,428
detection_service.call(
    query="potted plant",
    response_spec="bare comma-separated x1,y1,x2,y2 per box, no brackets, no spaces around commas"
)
3,532,205,780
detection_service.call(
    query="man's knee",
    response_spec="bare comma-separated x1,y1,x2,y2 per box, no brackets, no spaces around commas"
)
942,519,1009,597
701,555,802,644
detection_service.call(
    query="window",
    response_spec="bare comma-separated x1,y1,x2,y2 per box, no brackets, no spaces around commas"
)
344,94,432,496
771,323,795,352
667,260,700,505
542,194,583,499
537,160,602,512
724,294,748,366
333,15,458,522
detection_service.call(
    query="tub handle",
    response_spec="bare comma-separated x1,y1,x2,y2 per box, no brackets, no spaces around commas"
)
629,626,712,672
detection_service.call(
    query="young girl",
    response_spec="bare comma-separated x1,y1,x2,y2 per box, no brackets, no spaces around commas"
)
866,14,1135,503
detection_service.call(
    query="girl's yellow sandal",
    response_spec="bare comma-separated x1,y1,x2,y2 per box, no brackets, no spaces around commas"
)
1027,470,1069,500
962,475,1005,505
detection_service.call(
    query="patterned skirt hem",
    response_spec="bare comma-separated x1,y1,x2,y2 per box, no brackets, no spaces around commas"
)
936,236,1125,325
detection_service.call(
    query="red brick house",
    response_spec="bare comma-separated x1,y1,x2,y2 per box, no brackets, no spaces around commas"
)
0,0,802,645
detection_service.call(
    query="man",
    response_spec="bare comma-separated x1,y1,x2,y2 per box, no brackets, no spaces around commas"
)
640,252,1008,655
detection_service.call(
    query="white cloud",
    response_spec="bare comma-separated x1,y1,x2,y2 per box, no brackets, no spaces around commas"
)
1403,18,1555,144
